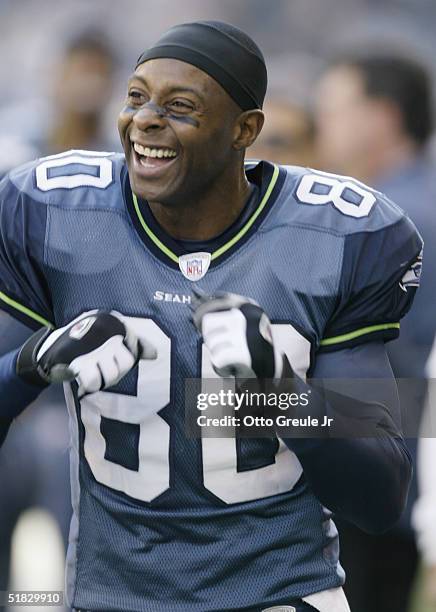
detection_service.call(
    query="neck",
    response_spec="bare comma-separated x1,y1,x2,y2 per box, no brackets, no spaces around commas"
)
349,137,419,184
147,162,252,241
49,112,100,152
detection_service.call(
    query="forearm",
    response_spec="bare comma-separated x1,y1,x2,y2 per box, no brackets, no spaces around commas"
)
0,348,42,446
283,417,411,534
276,344,411,534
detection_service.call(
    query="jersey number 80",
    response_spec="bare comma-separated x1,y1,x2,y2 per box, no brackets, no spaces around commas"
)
67,317,306,506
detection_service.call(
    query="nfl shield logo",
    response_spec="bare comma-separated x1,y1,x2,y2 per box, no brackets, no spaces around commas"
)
178,252,211,281
188,259,202,277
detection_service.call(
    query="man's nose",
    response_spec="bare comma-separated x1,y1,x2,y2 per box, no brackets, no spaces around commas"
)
132,103,167,131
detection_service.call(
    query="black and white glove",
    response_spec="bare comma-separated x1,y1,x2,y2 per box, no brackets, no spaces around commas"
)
192,290,283,380
16,310,157,397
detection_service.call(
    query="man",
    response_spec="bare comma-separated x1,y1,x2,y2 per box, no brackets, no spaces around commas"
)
0,30,118,172
0,22,422,612
314,54,436,612
248,96,316,167
42,29,117,155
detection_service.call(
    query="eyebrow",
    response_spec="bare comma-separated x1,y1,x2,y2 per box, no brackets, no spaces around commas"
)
128,74,205,102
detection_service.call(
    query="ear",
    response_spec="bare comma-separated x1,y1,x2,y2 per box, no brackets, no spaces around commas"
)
233,110,265,150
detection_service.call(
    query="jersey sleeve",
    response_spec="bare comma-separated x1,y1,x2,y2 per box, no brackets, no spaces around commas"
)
320,213,423,352
0,172,54,330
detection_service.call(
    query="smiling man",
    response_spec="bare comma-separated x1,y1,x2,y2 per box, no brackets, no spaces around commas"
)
119,56,259,241
0,20,423,612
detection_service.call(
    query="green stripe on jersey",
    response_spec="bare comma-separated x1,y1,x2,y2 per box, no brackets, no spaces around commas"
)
132,164,279,264
320,323,400,347
132,194,179,263
211,164,279,260
0,291,53,328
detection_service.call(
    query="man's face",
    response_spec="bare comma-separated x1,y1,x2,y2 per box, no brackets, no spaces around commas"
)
314,65,382,175
249,100,315,167
55,49,114,116
118,58,240,204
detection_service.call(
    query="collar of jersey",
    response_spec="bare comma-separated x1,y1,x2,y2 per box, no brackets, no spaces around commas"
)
126,160,285,268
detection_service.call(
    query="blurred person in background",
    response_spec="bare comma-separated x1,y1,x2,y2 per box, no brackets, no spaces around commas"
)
37,29,117,155
0,28,118,608
0,28,118,170
248,96,316,167
248,55,319,168
314,53,436,612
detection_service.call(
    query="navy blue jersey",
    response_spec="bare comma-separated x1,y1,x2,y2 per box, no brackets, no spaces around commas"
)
0,151,422,611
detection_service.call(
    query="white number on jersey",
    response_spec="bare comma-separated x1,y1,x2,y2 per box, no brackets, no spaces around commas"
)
296,171,377,218
73,316,310,505
35,150,114,191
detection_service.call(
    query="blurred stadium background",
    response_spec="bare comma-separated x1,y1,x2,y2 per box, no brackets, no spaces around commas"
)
1,1,436,611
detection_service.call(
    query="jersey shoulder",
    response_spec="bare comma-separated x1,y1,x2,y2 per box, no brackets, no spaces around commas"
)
276,164,414,237
5,150,126,212
254,162,423,350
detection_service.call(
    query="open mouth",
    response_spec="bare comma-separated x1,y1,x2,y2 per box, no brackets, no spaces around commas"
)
132,142,178,172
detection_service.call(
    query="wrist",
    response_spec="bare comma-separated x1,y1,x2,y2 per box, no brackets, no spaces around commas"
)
0,349,42,421
16,327,52,387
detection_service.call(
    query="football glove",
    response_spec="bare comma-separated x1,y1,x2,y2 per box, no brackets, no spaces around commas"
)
192,290,283,380
16,310,157,397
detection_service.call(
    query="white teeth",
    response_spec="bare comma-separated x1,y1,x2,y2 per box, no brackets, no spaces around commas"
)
133,143,177,159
